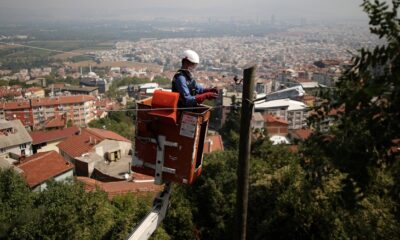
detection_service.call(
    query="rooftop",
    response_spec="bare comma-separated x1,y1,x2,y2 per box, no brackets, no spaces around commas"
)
54,85,99,92
204,134,224,154
77,174,163,199
30,126,79,145
264,114,289,125
57,128,130,158
17,151,74,188
44,114,66,129
255,98,308,111
30,95,96,107
0,120,32,149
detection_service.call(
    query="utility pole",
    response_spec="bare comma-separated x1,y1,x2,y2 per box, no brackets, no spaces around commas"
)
236,65,257,240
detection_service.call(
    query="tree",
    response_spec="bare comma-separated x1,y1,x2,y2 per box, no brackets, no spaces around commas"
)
106,193,152,240
153,76,171,86
303,0,400,237
0,169,34,239
89,110,135,140
219,95,241,149
307,0,400,194
0,170,168,239
165,2,400,239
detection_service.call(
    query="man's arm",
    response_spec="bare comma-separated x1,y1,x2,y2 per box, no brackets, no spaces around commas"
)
195,83,204,94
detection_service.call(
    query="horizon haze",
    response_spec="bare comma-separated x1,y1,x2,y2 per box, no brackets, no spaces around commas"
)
0,0,366,23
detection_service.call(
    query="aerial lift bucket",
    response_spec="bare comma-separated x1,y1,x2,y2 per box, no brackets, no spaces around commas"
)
132,90,211,185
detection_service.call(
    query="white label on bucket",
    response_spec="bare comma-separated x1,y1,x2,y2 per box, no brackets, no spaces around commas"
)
180,114,198,138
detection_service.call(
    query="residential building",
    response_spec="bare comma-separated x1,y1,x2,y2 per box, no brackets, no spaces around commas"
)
251,112,265,130
43,114,67,130
1,95,96,130
57,128,132,182
265,85,305,101
0,85,23,99
49,85,99,96
25,87,45,98
80,70,109,93
0,119,33,158
255,98,308,129
1,101,33,128
264,114,289,137
16,151,74,192
30,95,96,129
30,126,79,153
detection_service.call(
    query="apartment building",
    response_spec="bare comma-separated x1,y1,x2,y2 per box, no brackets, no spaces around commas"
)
0,95,96,130
31,95,96,129
255,99,308,130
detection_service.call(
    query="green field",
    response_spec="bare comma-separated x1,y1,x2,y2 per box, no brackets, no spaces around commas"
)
0,40,113,70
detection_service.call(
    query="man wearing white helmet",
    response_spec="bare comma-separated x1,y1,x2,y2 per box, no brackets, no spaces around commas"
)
172,49,218,107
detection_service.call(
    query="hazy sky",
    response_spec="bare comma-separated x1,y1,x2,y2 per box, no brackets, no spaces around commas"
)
0,0,366,23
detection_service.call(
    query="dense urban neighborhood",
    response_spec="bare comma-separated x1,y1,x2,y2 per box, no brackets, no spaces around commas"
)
0,0,399,239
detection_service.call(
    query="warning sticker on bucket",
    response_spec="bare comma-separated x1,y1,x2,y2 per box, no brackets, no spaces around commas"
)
180,114,198,138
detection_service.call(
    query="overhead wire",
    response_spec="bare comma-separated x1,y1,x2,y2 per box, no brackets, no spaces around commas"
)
0,104,234,114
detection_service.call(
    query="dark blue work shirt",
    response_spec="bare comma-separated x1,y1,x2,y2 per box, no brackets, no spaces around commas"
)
173,71,204,107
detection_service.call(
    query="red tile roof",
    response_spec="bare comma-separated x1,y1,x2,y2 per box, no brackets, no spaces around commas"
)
57,128,130,158
264,114,288,125
204,134,224,154
30,95,95,107
18,151,74,188
77,174,163,199
3,101,30,110
44,114,66,129
85,128,131,143
57,131,102,158
30,126,79,145
26,87,44,93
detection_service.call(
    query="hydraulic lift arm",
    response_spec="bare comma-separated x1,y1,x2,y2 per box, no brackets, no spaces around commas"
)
125,183,172,240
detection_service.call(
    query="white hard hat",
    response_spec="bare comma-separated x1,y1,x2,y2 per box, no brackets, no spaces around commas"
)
182,49,200,64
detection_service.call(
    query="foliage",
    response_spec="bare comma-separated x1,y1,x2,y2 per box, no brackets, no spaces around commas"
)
89,110,135,140
164,2,400,239
153,76,171,86
219,95,241,149
0,169,169,239
307,0,400,197
0,169,33,239
165,151,238,240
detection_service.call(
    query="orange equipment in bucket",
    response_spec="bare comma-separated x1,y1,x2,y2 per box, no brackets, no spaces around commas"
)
132,90,211,185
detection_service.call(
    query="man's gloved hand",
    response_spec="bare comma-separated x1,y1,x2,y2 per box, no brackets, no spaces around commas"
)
195,92,218,104
203,87,219,94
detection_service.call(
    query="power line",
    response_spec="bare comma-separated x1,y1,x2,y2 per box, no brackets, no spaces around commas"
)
0,105,233,114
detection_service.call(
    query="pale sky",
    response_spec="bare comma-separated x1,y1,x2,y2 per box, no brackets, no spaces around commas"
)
0,0,366,22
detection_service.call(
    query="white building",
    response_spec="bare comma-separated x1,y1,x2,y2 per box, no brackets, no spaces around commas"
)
255,99,308,129
0,120,33,157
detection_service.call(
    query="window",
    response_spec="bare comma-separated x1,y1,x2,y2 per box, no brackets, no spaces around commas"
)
20,143,26,149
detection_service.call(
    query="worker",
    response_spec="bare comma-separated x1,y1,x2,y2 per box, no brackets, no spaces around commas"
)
172,49,218,107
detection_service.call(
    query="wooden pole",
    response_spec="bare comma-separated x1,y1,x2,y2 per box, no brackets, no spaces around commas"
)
236,65,257,240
